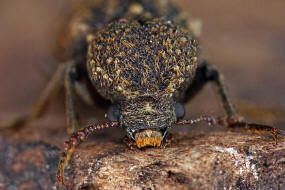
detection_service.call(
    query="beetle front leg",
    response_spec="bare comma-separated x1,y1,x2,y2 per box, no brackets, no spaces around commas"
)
183,60,238,118
181,60,285,143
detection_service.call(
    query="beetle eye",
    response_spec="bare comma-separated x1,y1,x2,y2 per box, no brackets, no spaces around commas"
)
107,104,120,121
175,102,185,119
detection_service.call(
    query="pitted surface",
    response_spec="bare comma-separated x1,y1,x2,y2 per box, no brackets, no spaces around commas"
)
87,17,199,100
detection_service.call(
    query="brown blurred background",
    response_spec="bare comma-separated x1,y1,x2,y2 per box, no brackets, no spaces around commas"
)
0,0,284,137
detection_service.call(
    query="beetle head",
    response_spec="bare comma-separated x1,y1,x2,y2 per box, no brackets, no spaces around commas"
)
107,96,184,148
116,95,175,147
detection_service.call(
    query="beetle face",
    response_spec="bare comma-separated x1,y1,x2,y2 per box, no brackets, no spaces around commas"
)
107,97,185,148
118,95,176,148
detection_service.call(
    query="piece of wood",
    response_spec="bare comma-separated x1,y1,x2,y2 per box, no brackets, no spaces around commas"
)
1,129,284,190
62,132,285,190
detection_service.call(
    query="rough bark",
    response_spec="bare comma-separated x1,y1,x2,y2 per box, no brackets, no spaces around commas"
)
1,129,284,190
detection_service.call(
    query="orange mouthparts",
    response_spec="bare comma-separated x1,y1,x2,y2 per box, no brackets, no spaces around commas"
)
134,129,162,148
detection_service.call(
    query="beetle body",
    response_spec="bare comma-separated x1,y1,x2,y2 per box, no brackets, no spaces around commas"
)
87,17,199,147
53,0,200,147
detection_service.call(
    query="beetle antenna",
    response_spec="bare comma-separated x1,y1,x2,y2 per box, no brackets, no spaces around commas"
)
176,116,285,145
56,121,120,189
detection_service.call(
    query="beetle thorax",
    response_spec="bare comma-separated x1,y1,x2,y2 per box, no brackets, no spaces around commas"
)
87,17,199,102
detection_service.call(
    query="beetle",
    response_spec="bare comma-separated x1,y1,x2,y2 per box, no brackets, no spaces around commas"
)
0,0,284,189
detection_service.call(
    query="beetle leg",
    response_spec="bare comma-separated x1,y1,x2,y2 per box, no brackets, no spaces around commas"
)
56,121,120,189
69,64,97,107
0,64,66,129
176,116,285,144
73,79,94,106
65,61,112,133
183,60,238,118
64,61,83,134
181,60,285,143
0,61,96,133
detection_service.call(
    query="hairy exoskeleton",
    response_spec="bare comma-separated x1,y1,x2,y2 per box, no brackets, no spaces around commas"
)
0,0,284,189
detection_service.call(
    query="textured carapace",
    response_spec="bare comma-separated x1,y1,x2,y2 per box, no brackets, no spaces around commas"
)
87,17,199,146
